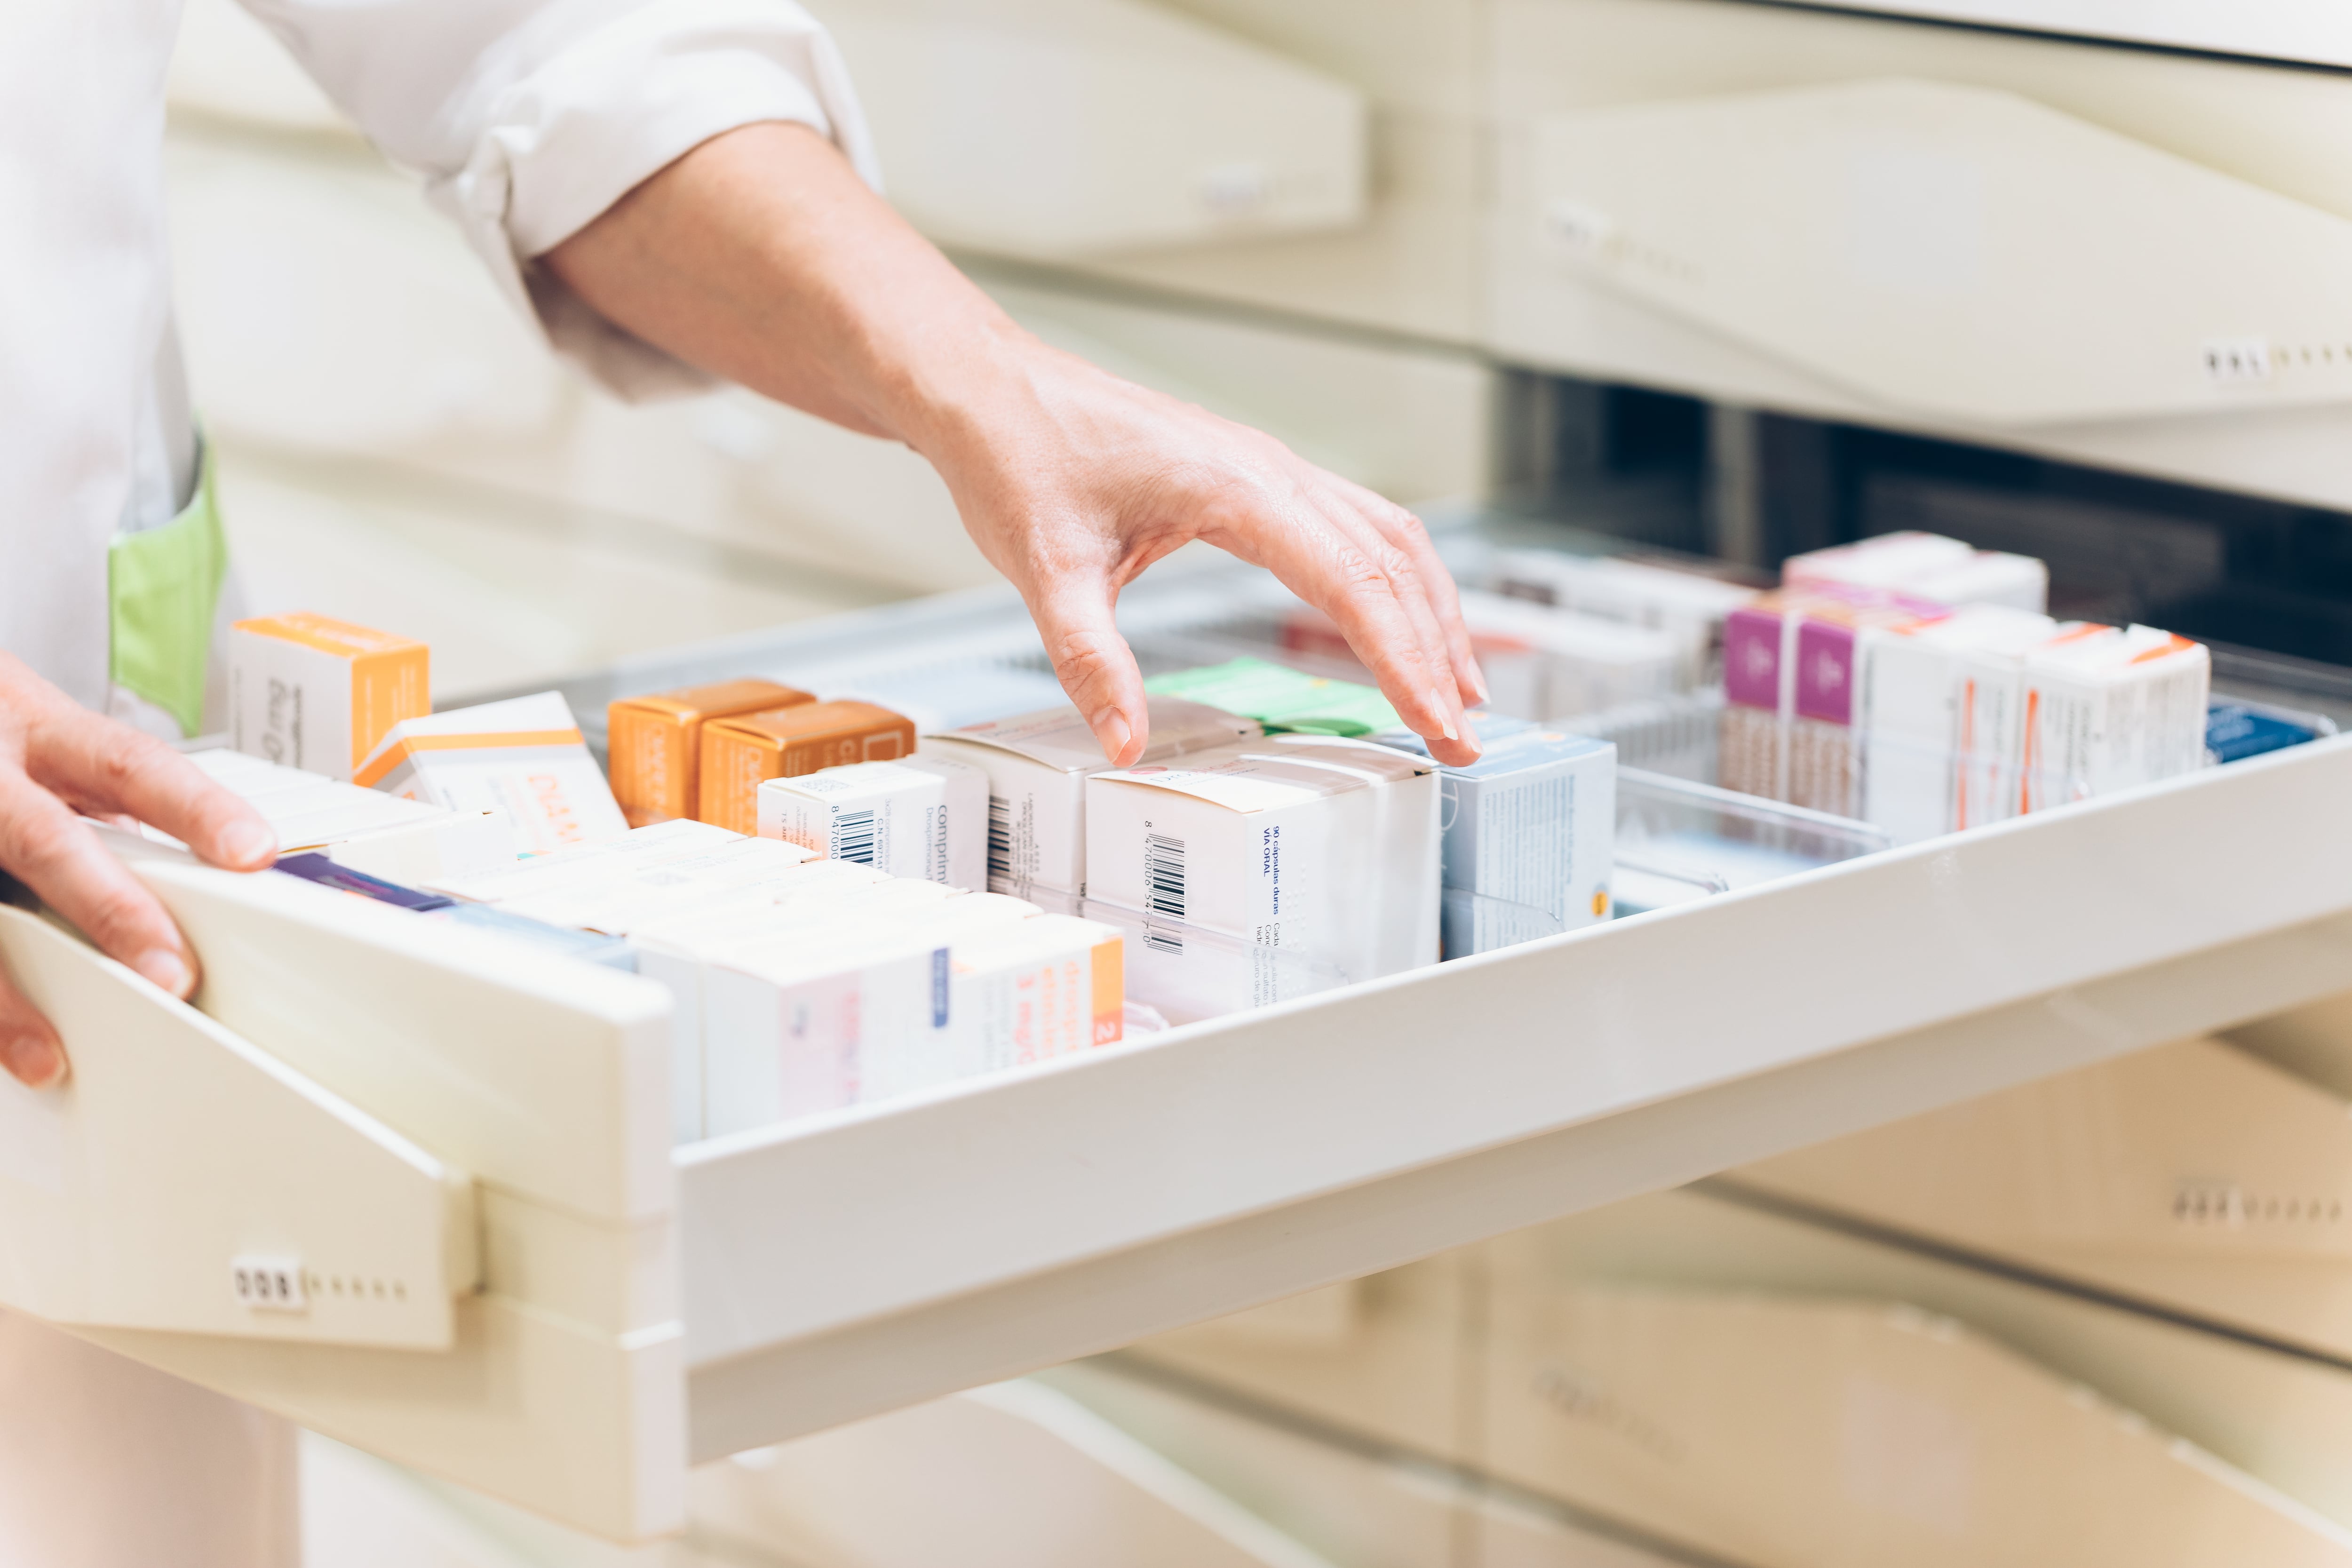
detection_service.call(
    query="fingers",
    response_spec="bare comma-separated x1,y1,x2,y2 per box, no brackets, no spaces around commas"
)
0,965,65,1090
24,704,275,872
0,771,198,999
1030,573,1151,766
1296,488,1477,758
1325,475,1487,708
1219,478,1481,765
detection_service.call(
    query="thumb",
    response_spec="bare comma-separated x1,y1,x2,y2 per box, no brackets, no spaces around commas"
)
1031,576,1149,767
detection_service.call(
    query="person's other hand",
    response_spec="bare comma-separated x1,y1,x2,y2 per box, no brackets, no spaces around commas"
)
0,655,277,1087
923,337,1487,768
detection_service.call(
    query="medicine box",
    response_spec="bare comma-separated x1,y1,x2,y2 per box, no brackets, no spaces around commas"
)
1786,530,2049,613
1721,587,1946,814
943,915,1124,1080
229,612,429,780
698,700,916,835
1452,589,1680,722
1855,604,2061,843
703,928,951,1131
1085,734,1439,1022
1490,549,1761,690
357,691,628,853
692,901,1126,1134
757,756,987,888
1286,596,1679,724
1383,716,1616,955
184,746,514,882
607,678,814,827
919,695,1259,905
2018,625,2211,810
1144,658,1401,738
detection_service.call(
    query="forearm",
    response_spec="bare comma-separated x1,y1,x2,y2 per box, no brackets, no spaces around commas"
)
542,119,1485,767
542,121,1016,459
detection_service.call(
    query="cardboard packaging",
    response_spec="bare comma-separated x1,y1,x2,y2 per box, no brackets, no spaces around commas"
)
2018,624,2211,811
920,695,1260,905
757,756,987,888
1721,587,1947,814
703,926,950,1132
1285,594,1679,723
1491,549,1761,690
229,612,429,780
357,691,627,853
698,700,916,835
1383,715,1617,955
943,915,1124,1082
1085,735,1440,1022
1143,658,1400,738
636,867,926,1141
1855,604,2063,843
1785,529,2049,613
184,746,514,882
474,835,821,937
825,663,1072,737
422,817,735,903
607,679,814,828
1452,589,1679,721
704,901,1120,1117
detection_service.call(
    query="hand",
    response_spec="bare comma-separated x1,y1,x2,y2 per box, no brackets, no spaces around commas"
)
919,334,1487,767
543,123,1485,766
0,656,278,1087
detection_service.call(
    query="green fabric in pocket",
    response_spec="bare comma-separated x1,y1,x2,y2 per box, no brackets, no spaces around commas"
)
108,442,228,738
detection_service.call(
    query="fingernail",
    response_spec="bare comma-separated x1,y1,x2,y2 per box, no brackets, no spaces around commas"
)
1428,688,1458,743
1469,666,1491,706
135,947,194,999
1093,708,1133,764
222,820,277,868
3,1034,66,1090
1459,712,1483,756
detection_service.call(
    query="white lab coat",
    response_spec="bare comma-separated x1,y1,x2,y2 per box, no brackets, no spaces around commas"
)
0,2,873,1560
0,0,878,721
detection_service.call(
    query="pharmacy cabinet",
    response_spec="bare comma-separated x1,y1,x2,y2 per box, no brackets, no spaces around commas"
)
1120,1186,2352,1560
8,577,2352,1541
1728,1035,2352,1359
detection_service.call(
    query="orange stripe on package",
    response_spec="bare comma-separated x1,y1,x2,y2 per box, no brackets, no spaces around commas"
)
229,613,429,780
2018,625,2212,813
357,691,627,854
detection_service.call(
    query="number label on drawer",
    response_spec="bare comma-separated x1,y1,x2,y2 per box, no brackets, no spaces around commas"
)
232,1255,307,1312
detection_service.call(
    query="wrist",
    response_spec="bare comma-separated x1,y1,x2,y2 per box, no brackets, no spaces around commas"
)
875,312,1059,475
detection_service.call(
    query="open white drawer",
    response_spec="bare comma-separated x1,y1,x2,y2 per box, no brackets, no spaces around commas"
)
7,568,2352,1542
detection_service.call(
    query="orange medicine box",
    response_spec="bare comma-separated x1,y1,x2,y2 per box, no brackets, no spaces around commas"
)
608,679,814,828
229,613,429,780
698,701,917,834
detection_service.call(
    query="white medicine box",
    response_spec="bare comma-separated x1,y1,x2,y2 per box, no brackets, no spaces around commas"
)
918,696,1260,905
756,756,987,888
1085,735,1440,1022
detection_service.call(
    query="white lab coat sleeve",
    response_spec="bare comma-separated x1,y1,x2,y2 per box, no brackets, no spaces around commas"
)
234,0,882,399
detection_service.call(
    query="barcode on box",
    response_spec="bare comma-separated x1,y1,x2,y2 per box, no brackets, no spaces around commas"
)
987,795,1012,882
831,809,876,865
1144,833,1187,922
232,1255,307,1312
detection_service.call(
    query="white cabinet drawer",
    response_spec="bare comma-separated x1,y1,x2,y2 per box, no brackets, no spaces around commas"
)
6,570,2350,1542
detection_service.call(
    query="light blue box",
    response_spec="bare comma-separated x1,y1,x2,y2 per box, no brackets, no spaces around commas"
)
1383,716,1616,955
